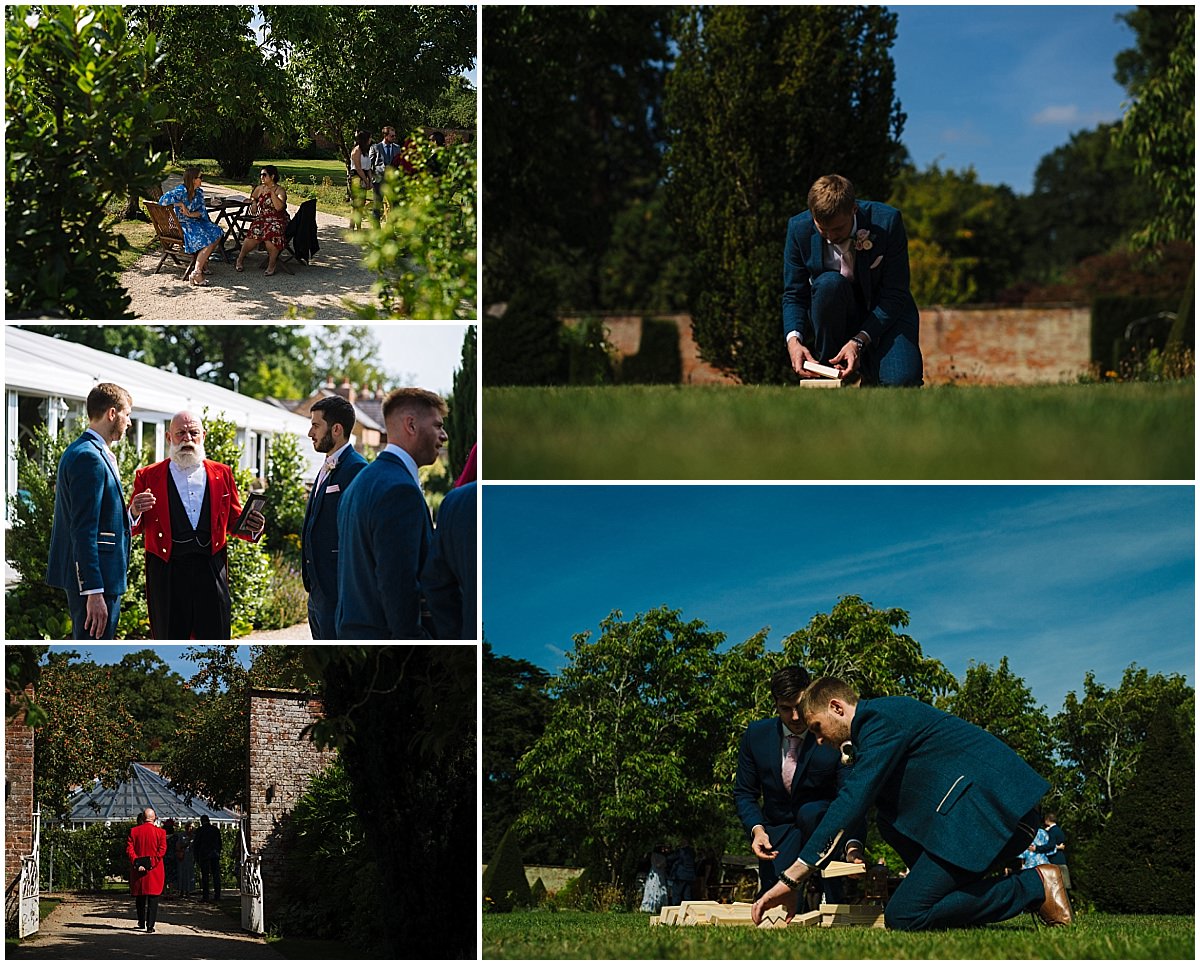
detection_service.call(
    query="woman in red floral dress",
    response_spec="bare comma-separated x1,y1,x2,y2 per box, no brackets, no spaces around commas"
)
234,165,290,276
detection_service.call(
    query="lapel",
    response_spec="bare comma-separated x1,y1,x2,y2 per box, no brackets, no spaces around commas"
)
854,203,874,305
808,222,825,276
84,434,124,498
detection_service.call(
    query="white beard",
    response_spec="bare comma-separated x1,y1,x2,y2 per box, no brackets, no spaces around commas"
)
169,441,205,470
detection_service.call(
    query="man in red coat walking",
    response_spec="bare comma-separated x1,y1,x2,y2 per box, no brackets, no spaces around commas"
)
127,807,167,932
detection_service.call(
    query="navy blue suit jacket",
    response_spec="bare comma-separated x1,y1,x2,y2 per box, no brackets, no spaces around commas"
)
797,697,1049,873
421,481,476,640
335,451,431,639
46,433,131,597
301,446,368,601
734,717,842,835
782,200,920,345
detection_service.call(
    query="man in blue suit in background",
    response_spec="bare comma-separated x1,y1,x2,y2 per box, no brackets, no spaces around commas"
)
782,174,923,386
752,677,1073,930
336,387,448,639
734,666,864,896
46,382,135,639
422,480,477,640
301,395,368,639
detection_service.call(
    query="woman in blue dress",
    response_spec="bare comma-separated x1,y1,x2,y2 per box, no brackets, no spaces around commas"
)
158,167,224,285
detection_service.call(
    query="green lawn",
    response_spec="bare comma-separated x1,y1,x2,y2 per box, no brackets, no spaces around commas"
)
482,382,1194,479
483,910,1194,959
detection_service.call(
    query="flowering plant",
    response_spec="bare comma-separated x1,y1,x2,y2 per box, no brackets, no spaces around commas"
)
840,741,857,766
851,228,873,251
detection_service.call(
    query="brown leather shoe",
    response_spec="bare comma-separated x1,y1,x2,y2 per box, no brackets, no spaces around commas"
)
1034,864,1073,926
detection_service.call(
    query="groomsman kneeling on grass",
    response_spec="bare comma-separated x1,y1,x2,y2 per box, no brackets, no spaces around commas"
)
751,677,1073,931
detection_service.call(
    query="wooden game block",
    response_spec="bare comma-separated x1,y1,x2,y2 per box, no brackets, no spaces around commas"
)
757,906,792,929
799,377,845,388
658,905,682,925
821,860,869,878
787,910,823,927
803,359,842,379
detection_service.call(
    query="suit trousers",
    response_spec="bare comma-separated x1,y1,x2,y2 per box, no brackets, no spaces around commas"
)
135,894,160,928
758,799,833,896
66,591,121,640
808,273,923,387
879,810,1044,931
307,594,336,640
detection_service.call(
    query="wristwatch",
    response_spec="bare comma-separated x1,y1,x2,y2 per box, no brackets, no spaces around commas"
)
851,335,866,353
777,870,802,890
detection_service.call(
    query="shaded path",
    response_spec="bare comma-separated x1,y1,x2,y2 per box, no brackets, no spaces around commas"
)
11,893,282,959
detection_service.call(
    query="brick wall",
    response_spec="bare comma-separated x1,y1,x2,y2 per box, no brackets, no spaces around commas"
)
5,692,34,922
245,689,337,921
572,305,1092,385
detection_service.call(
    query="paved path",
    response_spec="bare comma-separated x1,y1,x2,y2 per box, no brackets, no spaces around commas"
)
11,893,283,959
121,177,378,320
244,620,312,640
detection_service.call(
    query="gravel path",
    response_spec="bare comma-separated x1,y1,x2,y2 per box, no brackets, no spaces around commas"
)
243,620,313,640
121,181,378,321
10,892,283,959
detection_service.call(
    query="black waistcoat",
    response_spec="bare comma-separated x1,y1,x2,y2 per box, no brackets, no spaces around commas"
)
166,467,212,559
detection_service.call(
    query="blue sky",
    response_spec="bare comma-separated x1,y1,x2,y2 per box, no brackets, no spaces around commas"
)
484,485,1194,713
40,645,252,684
890,5,1135,192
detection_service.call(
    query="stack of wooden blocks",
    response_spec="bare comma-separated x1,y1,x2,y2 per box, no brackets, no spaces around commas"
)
648,861,887,929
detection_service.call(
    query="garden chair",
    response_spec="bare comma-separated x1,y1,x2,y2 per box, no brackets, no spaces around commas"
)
144,200,197,279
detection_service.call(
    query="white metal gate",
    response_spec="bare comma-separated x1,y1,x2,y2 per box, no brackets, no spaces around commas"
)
18,805,40,938
239,820,263,935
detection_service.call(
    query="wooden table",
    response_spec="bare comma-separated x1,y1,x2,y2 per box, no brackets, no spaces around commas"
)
206,195,250,262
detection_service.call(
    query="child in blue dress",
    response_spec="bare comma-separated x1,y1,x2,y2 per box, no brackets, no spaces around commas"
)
159,167,224,285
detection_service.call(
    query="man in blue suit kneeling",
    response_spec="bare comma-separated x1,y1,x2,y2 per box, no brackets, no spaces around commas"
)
752,677,1073,930
783,174,923,386
46,382,135,639
335,387,448,639
734,666,865,897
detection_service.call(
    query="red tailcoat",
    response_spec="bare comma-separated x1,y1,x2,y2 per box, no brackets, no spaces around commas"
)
130,459,246,562
127,822,167,896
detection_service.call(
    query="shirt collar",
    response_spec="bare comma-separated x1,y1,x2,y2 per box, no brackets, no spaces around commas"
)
326,441,354,466
383,443,420,485
84,428,111,451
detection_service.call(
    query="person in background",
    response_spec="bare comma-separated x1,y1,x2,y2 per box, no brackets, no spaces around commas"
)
158,167,224,286
234,165,289,277
193,814,223,902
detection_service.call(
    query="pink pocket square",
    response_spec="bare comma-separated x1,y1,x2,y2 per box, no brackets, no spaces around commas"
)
325,484,340,493
870,255,883,270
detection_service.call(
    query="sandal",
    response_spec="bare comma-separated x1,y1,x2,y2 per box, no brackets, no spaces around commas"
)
190,276,210,287
264,267,276,277
234,260,244,272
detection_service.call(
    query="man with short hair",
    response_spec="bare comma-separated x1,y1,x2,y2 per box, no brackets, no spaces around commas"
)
336,387,448,639
127,807,167,933
734,666,863,896
47,382,135,639
1035,812,1071,889
751,677,1073,931
301,396,368,639
783,173,923,386
129,411,264,639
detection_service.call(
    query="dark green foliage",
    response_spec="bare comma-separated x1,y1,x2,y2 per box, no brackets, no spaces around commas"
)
483,824,533,913
483,6,674,312
41,821,136,890
482,288,569,386
448,326,477,480
5,5,167,318
1091,294,1185,373
564,318,615,386
211,119,264,180
263,431,307,565
109,650,198,759
319,646,476,960
275,759,387,952
620,318,682,385
665,6,906,383
1076,709,1194,913
482,643,569,865
529,877,548,907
